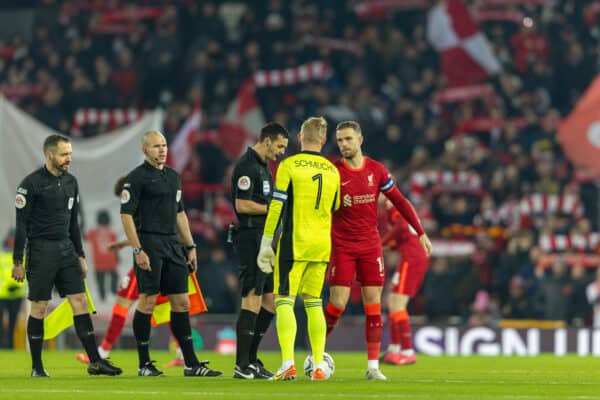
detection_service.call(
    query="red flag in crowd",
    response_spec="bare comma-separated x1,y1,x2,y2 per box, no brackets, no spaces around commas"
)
168,105,201,173
218,79,266,159
558,75,600,174
427,0,501,87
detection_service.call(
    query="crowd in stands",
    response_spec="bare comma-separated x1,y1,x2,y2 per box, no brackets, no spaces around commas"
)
3,0,600,326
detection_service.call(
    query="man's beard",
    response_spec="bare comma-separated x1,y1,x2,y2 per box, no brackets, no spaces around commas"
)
342,148,358,159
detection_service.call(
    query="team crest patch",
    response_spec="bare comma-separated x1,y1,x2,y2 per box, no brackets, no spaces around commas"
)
68,197,74,210
368,173,374,186
121,189,131,204
237,176,251,191
263,180,270,196
176,190,182,202
15,194,26,209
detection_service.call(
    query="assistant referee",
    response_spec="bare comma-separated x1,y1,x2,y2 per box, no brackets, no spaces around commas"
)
12,134,122,377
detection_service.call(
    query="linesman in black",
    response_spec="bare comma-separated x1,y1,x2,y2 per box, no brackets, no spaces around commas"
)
231,122,289,379
120,130,222,377
12,135,122,377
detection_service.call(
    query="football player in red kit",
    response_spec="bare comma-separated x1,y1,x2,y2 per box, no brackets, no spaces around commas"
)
380,201,429,365
324,121,432,380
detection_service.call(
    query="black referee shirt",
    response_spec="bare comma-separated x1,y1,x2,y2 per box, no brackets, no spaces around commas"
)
231,147,272,229
13,166,84,264
120,161,184,235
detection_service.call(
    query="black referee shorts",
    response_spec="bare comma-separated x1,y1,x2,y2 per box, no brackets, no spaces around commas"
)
26,238,84,301
136,234,189,296
233,228,273,297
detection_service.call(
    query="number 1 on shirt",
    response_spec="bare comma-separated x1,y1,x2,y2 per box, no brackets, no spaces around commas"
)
312,173,322,209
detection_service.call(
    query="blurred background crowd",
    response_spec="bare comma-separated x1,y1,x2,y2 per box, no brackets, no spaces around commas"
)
2,0,600,340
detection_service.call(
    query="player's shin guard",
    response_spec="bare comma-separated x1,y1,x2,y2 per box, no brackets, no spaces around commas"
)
27,316,44,369
74,314,101,363
133,310,152,367
249,307,274,364
324,302,345,336
170,311,200,367
364,303,382,367
390,309,412,350
101,303,128,351
275,297,296,362
304,299,326,365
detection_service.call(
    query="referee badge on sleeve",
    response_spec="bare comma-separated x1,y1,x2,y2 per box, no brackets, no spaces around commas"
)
68,197,74,210
121,189,131,204
237,176,251,191
15,194,26,209
176,190,182,202
263,180,270,196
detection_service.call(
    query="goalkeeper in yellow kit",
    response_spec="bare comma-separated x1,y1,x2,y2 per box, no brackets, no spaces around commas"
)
257,116,340,381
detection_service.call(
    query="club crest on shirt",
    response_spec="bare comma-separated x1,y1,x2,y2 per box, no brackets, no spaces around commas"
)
176,190,182,202
237,176,251,191
121,189,131,204
68,197,74,210
368,173,374,186
263,180,270,196
15,194,26,209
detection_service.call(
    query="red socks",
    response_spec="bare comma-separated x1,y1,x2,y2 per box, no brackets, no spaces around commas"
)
324,303,345,336
364,303,382,361
101,303,128,351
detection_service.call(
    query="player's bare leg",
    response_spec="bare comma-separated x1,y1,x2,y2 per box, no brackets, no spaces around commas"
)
384,293,416,365
324,286,350,335
362,286,387,381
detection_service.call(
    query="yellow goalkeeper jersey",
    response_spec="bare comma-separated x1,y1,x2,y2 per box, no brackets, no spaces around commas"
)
263,150,340,262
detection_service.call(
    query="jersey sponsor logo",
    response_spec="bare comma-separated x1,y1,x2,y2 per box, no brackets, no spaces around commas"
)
16,187,28,195
341,180,351,186
15,194,26,209
353,193,376,204
68,197,74,210
343,194,352,207
176,190,182,202
263,180,270,196
368,173,374,186
237,176,251,191
121,189,131,204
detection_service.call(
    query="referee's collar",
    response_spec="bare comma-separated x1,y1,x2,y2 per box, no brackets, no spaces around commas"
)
248,147,267,166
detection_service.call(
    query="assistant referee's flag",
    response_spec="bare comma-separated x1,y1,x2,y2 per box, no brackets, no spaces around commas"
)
43,284,96,340
151,273,207,326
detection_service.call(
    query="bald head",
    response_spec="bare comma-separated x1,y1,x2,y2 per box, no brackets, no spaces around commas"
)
142,130,168,168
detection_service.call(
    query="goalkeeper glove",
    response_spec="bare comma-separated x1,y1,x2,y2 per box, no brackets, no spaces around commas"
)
256,236,275,273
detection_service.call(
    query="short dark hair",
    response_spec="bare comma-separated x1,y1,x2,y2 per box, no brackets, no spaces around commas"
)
97,209,111,226
259,122,289,142
43,134,70,153
114,176,127,197
336,120,362,134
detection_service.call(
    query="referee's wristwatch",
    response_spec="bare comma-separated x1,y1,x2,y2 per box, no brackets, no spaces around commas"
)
132,247,143,255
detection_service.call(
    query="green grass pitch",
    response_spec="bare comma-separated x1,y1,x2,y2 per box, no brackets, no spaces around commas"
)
1,350,599,400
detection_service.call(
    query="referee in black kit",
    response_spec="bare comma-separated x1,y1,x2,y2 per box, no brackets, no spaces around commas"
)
231,122,289,379
12,135,122,377
120,130,222,377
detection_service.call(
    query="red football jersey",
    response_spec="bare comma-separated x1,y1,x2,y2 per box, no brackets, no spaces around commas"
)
332,157,395,249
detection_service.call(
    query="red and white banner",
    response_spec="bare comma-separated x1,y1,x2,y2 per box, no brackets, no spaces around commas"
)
71,108,146,136
411,170,482,200
539,234,600,253
253,61,332,88
427,0,501,87
519,193,584,219
558,75,600,175
168,106,201,173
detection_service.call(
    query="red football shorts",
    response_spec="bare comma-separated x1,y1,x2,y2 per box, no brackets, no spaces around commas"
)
391,255,429,298
116,267,139,300
328,245,385,287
